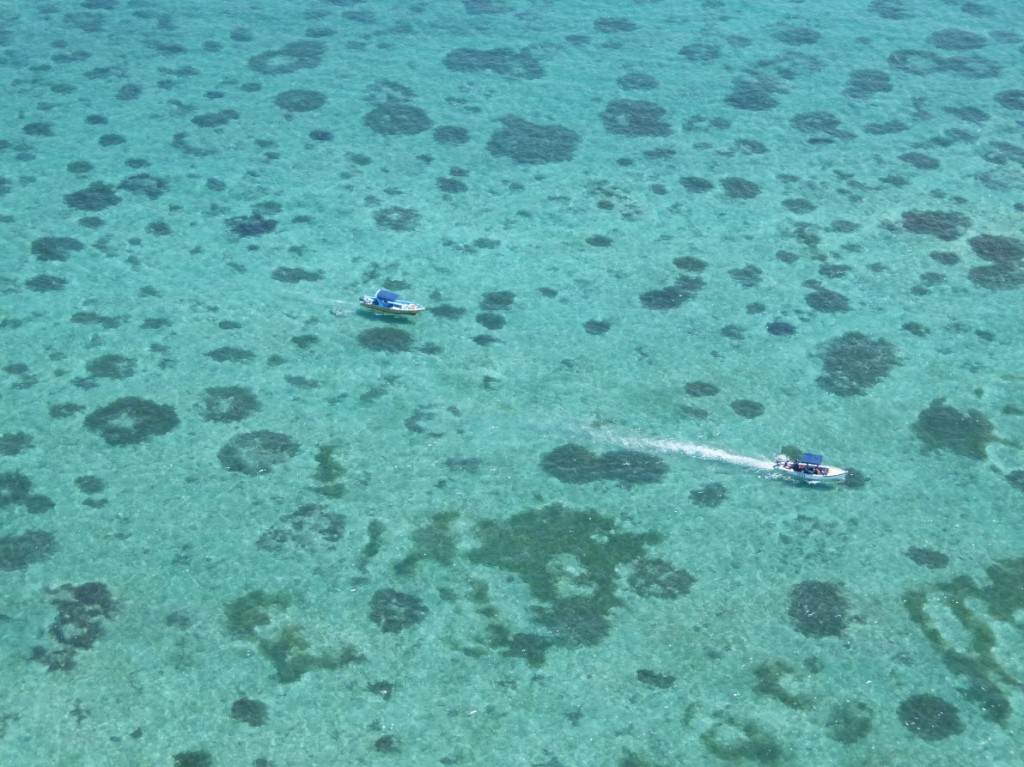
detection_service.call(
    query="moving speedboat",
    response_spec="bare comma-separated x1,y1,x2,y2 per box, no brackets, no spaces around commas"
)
773,453,848,483
359,288,425,316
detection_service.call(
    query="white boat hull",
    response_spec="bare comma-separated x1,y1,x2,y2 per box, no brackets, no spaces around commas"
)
773,458,848,483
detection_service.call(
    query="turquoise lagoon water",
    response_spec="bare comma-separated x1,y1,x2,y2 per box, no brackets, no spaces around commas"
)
2,0,1024,764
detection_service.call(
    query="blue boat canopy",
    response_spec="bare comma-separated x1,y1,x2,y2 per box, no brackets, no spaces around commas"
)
376,289,400,302
800,453,823,465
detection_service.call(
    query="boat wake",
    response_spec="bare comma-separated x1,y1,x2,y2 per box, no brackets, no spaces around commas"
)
617,436,776,472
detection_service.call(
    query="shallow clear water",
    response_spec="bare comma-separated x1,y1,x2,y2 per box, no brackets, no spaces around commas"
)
2,0,1023,764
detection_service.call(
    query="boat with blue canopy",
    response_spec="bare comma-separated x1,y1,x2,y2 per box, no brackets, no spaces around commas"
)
359,288,425,316
773,453,848,482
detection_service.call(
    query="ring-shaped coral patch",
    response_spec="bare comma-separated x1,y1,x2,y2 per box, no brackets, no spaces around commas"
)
84,396,179,446
217,431,300,475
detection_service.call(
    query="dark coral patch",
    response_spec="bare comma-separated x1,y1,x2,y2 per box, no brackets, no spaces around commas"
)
731,400,765,418
248,41,325,75
674,256,707,272
679,43,720,62
48,582,117,651
928,28,986,51
192,109,239,128
118,173,168,199
685,381,718,397
540,444,667,487
599,99,672,137
888,48,946,76
618,72,658,90
767,321,796,336
826,701,874,744
64,182,120,211
173,752,212,767
968,263,1024,291
200,386,261,423
27,271,76,302
257,504,345,553
480,290,515,310
725,78,779,111
774,27,820,45
901,210,971,240
782,198,815,214
373,206,421,231
791,111,855,140
32,236,84,262
968,234,1024,264
729,264,761,286
0,432,33,456
0,530,57,571
905,547,949,569
227,213,277,237
636,669,676,688
84,397,179,446
994,90,1024,111
640,276,704,309
789,581,847,638
817,332,899,396
272,266,322,283
1005,470,1024,493
594,17,637,33
0,471,33,508
486,116,579,164
721,177,760,199
85,354,135,380
205,346,256,362
357,327,413,352
230,697,268,727
363,103,432,135
476,312,505,330
217,431,300,475
805,287,850,313
898,694,964,741
844,69,892,98
442,47,543,79
369,589,428,633
689,482,726,508
433,125,469,144
628,558,695,598
274,89,326,112
912,398,995,460
900,151,939,170
470,503,658,660
538,444,599,484
680,176,713,193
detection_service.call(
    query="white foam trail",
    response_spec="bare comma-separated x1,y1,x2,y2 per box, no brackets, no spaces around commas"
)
619,436,776,472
